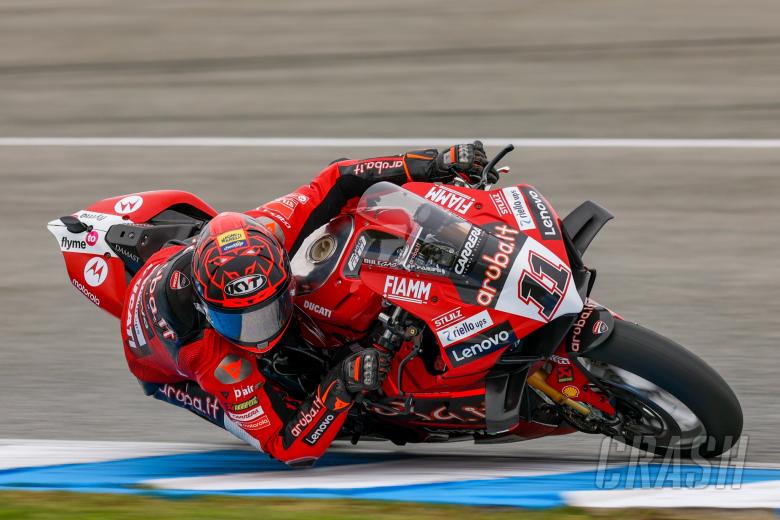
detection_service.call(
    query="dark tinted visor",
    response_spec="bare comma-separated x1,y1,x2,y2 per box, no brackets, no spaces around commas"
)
203,287,293,351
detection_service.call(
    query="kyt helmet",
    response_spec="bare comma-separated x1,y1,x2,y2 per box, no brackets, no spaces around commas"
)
192,212,292,354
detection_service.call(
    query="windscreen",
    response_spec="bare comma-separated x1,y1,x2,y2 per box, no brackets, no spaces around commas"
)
355,183,521,306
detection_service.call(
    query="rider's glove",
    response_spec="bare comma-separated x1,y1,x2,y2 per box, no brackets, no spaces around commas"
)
341,348,391,394
431,141,495,184
317,348,391,411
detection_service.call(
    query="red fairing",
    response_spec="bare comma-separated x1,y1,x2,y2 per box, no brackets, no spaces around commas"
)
84,190,217,223
49,190,217,318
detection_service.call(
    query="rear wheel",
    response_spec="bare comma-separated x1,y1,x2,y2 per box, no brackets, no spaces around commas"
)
579,320,742,458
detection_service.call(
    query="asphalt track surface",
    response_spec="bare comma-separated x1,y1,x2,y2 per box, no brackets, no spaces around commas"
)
0,1,779,464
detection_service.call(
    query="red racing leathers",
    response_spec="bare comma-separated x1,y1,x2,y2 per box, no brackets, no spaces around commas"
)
121,150,439,466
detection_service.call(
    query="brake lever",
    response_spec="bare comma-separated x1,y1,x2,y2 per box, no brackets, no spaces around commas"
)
476,144,515,190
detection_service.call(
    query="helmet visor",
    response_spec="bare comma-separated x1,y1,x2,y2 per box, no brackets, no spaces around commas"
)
203,287,293,352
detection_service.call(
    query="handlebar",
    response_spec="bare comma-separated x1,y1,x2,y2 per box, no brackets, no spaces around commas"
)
453,143,515,190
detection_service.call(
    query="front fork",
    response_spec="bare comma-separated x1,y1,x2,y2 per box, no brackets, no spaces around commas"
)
527,299,620,418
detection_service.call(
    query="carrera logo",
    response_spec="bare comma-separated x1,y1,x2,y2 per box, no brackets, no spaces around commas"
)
446,322,517,367
217,229,248,254
114,195,143,215
224,274,266,297
228,405,266,423
303,300,332,318
382,275,431,304
502,187,536,231
477,224,520,307
433,308,463,330
454,226,484,275
524,188,560,240
424,185,476,215
436,310,494,347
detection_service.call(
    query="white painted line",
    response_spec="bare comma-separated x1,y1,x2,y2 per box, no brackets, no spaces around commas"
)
0,438,224,470
0,137,780,148
146,456,600,491
563,481,780,509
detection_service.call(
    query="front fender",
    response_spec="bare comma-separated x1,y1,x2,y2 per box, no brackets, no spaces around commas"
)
566,302,616,355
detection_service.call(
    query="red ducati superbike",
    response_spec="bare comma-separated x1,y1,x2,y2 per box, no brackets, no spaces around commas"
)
48,145,742,458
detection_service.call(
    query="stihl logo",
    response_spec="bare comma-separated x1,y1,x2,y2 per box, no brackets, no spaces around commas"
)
424,185,475,215
383,275,431,304
83,257,109,287
114,195,143,215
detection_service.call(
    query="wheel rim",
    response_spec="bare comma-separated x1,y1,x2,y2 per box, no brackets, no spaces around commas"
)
580,358,707,452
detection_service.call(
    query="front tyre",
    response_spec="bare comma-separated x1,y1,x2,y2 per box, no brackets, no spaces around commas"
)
579,320,743,458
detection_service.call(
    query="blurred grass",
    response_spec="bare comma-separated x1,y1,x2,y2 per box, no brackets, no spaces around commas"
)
0,492,776,520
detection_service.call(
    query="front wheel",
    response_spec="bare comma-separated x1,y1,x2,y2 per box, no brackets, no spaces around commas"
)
578,320,742,458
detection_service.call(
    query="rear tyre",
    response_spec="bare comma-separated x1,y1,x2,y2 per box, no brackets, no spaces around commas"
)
580,320,742,458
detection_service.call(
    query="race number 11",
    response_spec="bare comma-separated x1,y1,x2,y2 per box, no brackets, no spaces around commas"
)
518,252,570,321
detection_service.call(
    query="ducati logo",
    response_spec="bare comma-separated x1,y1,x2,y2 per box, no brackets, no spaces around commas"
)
169,270,191,290
593,320,608,335
114,195,144,215
224,274,266,297
84,257,109,287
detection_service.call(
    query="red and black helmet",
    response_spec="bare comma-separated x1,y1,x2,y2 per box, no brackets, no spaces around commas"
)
192,212,293,354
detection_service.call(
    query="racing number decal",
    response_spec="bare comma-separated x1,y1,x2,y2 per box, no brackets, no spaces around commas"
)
518,252,571,321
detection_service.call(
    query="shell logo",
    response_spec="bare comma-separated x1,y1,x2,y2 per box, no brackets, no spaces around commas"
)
561,385,580,399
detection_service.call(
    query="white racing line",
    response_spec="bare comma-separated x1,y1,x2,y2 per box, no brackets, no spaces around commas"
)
1,439,780,509
0,137,780,148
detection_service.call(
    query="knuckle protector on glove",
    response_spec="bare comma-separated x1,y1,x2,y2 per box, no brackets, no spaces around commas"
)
343,350,380,392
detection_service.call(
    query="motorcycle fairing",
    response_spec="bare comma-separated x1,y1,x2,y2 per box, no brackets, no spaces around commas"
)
354,182,583,375
47,190,217,317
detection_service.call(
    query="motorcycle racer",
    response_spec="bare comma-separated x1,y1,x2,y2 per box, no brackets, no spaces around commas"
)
121,142,491,466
